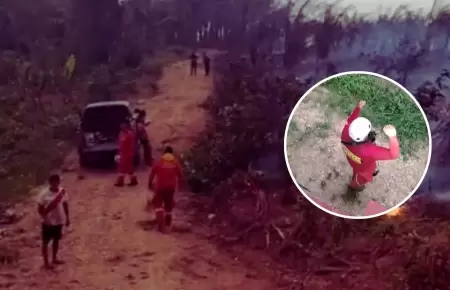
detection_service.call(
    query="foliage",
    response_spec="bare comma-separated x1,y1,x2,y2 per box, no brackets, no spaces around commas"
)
416,69,450,165
196,176,450,289
0,0,182,203
183,56,310,192
324,74,429,157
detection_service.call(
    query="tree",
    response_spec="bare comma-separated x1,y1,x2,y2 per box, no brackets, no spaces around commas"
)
66,0,122,71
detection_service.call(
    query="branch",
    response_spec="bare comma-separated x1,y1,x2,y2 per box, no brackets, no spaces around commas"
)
271,223,286,240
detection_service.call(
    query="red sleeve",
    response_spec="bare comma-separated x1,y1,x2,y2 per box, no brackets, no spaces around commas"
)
347,105,361,124
368,137,400,160
341,105,360,140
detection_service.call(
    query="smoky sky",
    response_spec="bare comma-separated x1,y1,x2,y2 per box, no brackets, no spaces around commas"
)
332,0,434,14
290,0,445,16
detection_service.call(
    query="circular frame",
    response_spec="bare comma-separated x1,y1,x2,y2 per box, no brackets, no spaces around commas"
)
283,71,432,219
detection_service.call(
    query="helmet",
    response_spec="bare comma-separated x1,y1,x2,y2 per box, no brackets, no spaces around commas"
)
349,117,372,142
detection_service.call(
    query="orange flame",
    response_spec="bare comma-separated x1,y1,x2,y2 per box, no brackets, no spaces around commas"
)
386,207,402,217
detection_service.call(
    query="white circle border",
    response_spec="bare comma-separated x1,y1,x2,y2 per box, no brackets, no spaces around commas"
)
283,71,433,219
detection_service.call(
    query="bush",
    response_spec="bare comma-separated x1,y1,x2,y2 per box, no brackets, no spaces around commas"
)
183,55,311,192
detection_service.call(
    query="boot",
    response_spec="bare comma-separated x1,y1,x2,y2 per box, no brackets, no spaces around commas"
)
128,175,138,186
348,184,365,192
165,213,172,227
342,185,364,204
155,210,166,232
114,175,125,187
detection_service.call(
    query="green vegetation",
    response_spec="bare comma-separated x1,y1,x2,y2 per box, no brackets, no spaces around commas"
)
324,74,429,157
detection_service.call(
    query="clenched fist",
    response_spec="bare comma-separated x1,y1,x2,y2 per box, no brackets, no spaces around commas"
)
358,100,366,109
383,125,397,137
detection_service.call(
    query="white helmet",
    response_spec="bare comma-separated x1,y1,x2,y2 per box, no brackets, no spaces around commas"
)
349,117,372,142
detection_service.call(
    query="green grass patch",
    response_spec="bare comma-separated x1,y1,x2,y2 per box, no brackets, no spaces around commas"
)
323,74,428,157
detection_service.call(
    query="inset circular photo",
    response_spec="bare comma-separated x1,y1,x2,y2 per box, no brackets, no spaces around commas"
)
284,71,432,219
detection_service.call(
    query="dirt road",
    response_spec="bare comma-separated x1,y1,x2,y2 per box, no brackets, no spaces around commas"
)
0,58,276,290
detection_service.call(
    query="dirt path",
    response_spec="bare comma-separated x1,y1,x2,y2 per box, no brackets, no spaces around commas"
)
0,58,276,290
286,87,429,216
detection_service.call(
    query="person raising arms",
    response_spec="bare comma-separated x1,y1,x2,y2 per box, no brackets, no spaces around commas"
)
341,100,400,192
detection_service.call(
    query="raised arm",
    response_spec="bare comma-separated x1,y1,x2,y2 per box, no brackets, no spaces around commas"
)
371,125,400,161
347,100,365,124
369,137,400,161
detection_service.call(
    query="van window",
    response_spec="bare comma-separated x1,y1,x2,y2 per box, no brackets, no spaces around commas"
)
81,105,131,134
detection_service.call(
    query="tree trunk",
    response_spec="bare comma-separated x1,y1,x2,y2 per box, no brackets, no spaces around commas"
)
66,0,122,72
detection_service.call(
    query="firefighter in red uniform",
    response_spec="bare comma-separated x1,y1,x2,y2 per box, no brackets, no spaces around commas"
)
115,119,138,187
148,146,183,232
341,100,400,191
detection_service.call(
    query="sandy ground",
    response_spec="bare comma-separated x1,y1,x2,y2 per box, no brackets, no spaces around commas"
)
286,87,430,217
0,56,276,290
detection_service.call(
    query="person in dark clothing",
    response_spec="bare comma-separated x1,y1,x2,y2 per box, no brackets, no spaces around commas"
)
134,109,152,166
189,52,198,76
203,52,210,76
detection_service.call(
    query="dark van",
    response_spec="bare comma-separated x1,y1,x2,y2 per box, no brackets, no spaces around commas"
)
78,101,139,167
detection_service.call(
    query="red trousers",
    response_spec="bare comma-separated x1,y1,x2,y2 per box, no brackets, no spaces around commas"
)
118,155,134,175
350,171,373,188
151,188,175,213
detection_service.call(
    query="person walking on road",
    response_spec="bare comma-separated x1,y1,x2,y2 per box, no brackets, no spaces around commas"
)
189,52,198,76
203,52,210,76
340,100,400,192
115,119,138,187
37,174,70,269
148,146,184,232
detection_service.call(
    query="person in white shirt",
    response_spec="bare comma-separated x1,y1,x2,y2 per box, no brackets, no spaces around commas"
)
37,174,70,269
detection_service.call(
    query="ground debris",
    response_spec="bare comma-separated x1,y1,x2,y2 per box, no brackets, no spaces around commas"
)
0,209,21,225
189,170,450,289
0,245,19,266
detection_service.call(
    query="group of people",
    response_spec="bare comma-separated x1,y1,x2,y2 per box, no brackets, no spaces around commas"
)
114,109,152,187
114,111,184,234
37,111,184,269
189,51,210,76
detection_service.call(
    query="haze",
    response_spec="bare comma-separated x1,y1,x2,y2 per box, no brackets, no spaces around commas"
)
328,0,434,14
290,0,448,16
